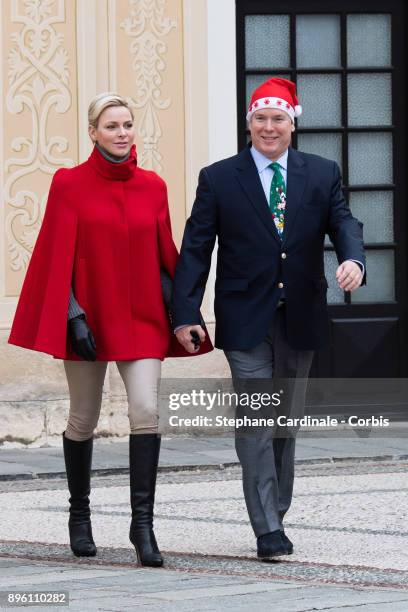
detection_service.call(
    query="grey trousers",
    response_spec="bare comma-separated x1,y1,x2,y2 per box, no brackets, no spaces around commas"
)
224,306,314,537
64,359,161,441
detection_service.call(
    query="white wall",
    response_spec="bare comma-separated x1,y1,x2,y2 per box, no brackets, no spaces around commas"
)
207,0,237,163
203,0,237,321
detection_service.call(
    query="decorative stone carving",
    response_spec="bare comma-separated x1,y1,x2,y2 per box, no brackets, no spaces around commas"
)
120,0,176,172
5,0,74,273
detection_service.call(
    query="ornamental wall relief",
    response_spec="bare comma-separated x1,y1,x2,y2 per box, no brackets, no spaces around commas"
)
114,0,185,243
120,0,177,173
2,0,185,301
4,0,77,294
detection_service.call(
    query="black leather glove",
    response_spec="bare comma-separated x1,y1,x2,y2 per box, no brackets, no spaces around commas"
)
68,315,96,361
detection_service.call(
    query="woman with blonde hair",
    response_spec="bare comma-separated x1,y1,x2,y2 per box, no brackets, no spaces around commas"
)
9,92,212,566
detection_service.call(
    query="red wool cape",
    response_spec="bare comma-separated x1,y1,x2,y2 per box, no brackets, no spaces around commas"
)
9,145,213,361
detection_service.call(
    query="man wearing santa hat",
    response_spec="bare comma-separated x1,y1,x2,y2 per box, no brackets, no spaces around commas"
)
171,78,365,560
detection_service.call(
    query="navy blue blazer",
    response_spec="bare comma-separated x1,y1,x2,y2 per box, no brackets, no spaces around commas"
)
171,145,365,351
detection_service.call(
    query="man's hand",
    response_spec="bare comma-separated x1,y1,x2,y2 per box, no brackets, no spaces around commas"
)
175,325,206,353
336,260,363,292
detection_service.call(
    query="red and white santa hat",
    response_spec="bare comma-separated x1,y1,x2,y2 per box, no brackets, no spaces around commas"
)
246,78,302,123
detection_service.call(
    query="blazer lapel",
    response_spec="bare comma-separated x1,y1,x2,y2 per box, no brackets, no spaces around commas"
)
234,146,281,244
282,147,308,244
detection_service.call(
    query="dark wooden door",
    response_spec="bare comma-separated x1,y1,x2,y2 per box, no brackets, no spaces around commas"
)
236,0,407,380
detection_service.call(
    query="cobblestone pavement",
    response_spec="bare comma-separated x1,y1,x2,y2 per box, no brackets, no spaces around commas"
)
1,435,407,480
0,460,407,611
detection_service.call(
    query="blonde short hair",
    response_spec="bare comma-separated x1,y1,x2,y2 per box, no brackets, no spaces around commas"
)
88,92,134,128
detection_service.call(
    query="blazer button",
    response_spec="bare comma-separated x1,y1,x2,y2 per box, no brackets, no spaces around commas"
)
278,282,284,289
281,252,287,259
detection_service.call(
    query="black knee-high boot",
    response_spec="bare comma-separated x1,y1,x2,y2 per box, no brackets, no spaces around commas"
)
129,433,163,567
62,433,96,557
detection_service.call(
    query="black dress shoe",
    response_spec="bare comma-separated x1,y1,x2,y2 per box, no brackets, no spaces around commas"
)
280,530,293,554
257,530,288,560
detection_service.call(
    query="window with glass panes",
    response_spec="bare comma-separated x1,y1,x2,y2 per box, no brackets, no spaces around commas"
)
238,11,396,305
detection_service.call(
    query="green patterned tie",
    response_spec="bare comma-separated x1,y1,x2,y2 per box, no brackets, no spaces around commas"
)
269,162,286,236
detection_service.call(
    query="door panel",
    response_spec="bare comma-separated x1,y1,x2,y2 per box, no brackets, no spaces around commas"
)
237,0,407,384
331,318,400,377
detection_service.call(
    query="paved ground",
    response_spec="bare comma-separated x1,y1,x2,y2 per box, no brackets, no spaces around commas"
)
0,437,407,611
1,435,407,480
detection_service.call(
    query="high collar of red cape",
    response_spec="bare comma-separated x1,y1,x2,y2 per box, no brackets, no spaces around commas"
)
88,143,138,180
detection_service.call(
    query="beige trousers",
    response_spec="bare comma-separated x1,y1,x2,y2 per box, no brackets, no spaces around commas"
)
64,359,161,441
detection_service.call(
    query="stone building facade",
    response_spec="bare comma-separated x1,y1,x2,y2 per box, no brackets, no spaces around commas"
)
0,0,236,443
